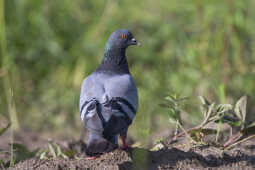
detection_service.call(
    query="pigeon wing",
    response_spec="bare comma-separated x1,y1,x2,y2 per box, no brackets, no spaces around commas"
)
102,74,138,138
79,73,106,132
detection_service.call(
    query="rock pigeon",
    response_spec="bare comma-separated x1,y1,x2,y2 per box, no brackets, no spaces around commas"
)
79,29,140,156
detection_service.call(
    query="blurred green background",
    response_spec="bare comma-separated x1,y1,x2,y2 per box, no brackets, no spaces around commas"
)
1,0,255,145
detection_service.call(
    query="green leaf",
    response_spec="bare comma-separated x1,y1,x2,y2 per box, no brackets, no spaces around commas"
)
168,108,178,120
229,120,242,127
48,143,56,158
55,144,69,159
0,123,11,136
56,145,62,157
165,95,176,103
216,104,233,114
39,151,47,159
234,96,247,123
165,95,188,104
62,149,77,158
150,143,164,151
168,118,177,124
199,96,211,106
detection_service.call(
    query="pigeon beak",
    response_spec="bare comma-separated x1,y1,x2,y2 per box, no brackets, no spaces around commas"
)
131,38,141,47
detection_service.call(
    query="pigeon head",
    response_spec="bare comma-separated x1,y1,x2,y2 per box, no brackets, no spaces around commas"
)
98,29,140,73
105,29,141,50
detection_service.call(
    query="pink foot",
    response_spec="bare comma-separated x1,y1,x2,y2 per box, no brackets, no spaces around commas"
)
86,156,98,160
120,136,130,150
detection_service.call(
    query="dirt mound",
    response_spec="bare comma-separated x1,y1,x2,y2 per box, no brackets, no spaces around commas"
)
9,143,255,170
2,130,255,170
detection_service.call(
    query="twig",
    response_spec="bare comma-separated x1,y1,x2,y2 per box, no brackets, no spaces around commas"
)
173,125,201,139
176,121,197,144
223,133,242,148
224,134,255,150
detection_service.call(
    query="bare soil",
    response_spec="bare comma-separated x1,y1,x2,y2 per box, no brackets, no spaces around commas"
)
1,130,255,170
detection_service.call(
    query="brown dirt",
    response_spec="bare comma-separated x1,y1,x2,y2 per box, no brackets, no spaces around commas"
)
1,130,255,170
7,146,255,170
4,140,255,169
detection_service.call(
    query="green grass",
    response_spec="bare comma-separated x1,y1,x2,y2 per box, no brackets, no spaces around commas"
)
0,0,19,166
1,0,255,146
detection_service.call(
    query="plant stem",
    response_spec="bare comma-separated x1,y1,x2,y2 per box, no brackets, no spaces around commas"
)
0,0,19,166
224,134,255,150
176,120,196,144
216,120,222,142
173,125,201,139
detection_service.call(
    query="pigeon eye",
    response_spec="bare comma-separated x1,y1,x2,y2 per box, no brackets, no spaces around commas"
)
121,34,127,39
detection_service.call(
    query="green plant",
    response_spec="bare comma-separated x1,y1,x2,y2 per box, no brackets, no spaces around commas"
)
11,143,38,164
0,122,10,169
1,0,254,143
162,94,255,150
0,142,38,168
39,141,76,159
159,94,188,136
0,0,19,167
